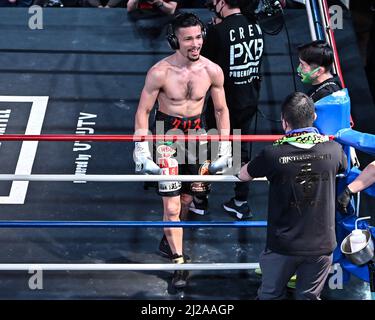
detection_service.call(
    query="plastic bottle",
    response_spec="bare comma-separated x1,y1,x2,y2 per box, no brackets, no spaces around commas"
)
349,229,367,252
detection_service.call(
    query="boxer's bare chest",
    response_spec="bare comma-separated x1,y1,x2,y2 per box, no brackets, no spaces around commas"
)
162,67,211,102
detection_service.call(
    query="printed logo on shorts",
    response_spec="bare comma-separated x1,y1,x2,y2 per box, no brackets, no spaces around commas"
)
157,145,176,158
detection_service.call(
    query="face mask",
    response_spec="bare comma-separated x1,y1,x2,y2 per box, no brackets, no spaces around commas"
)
297,65,321,84
213,0,224,20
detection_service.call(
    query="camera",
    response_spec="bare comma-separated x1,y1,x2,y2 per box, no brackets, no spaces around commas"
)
255,0,283,17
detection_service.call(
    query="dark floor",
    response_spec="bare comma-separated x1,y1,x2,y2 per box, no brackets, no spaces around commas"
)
0,8,374,300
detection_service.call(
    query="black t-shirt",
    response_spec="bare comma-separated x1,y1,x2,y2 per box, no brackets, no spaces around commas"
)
247,141,347,256
308,77,342,102
201,14,263,109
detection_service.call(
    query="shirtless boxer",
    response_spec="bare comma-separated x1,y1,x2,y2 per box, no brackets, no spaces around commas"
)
133,13,231,288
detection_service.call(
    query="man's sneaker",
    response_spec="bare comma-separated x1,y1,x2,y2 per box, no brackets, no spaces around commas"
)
158,235,191,262
171,254,190,289
287,274,297,289
222,198,253,220
254,268,262,276
172,270,190,289
188,195,209,215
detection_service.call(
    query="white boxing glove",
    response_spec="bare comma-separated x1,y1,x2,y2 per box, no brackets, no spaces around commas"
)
133,141,161,174
209,140,232,174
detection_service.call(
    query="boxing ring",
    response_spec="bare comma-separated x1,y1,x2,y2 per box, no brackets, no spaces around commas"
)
0,130,367,292
0,4,373,299
0,133,278,272
0,131,357,279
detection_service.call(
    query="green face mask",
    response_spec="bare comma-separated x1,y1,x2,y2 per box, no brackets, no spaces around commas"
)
297,65,321,84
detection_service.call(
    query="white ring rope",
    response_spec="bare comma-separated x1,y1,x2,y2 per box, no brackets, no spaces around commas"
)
0,263,260,271
0,174,267,182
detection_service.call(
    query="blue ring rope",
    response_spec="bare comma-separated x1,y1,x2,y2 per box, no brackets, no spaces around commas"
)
310,0,325,40
0,220,267,228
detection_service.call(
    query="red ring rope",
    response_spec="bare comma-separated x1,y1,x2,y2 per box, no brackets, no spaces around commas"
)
0,134,334,142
